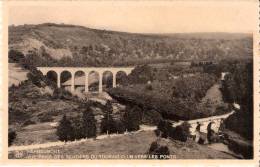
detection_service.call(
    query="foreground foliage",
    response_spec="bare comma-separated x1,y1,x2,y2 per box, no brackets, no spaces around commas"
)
220,61,253,140
157,120,191,142
56,108,97,142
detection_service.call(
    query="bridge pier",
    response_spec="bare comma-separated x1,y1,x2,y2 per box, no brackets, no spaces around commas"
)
99,74,103,93
57,72,61,88
71,72,75,92
112,72,116,88
85,72,89,93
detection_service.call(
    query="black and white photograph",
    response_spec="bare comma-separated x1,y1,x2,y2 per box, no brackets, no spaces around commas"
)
7,0,255,160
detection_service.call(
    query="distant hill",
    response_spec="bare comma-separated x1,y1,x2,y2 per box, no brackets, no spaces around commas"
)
9,23,253,67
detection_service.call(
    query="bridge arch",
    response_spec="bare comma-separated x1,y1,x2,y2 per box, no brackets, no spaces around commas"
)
102,70,113,89
46,70,58,86
74,70,86,93
60,70,73,91
88,70,100,93
116,70,128,86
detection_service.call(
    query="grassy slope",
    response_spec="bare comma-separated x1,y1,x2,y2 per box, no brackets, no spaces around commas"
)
8,131,235,159
9,63,29,87
8,81,80,145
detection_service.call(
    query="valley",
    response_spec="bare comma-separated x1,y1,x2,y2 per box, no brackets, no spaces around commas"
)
8,23,253,159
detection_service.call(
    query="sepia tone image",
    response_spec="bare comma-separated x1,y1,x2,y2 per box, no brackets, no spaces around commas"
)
7,1,254,160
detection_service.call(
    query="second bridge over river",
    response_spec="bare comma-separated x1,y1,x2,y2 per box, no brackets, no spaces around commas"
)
37,67,134,93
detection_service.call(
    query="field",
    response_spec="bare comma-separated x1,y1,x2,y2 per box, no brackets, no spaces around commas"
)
8,131,235,159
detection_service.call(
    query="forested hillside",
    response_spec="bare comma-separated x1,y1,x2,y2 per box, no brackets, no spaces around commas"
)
9,23,252,67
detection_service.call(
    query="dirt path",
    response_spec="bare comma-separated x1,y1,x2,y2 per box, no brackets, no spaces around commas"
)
8,125,156,152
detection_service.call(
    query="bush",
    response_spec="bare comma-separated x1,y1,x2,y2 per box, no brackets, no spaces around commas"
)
224,109,253,140
145,84,153,91
170,122,191,142
147,141,170,159
8,130,17,146
141,109,163,125
157,120,172,138
157,120,191,142
9,50,25,63
227,138,253,159
39,114,53,123
56,115,74,142
27,72,43,87
52,88,72,100
22,119,36,126
154,129,161,137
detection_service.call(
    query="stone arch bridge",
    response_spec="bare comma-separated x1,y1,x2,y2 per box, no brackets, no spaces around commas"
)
173,111,235,135
37,67,134,93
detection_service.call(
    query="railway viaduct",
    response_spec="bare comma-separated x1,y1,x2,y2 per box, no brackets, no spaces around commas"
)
37,67,134,93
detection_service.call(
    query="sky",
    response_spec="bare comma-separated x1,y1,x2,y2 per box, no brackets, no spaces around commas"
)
7,0,257,33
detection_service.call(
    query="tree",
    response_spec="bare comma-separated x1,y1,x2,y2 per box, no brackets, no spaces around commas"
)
56,115,74,142
70,117,85,140
220,62,253,140
8,50,25,63
82,108,97,138
100,101,117,134
123,105,141,131
8,130,17,146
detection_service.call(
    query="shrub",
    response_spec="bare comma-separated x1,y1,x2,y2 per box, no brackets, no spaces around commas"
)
9,50,25,63
227,138,253,159
224,109,253,140
22,119,36,126
8,130,17,146
52,88,72,100
141,109,163,125
157,120,172,138
149,141,159,152
39,113,53,123
145,84,153,91
56,115,74,142
27,72,43,87
147,141,170,159
157,120,191,142
170,122,191,142
154,129,161,137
